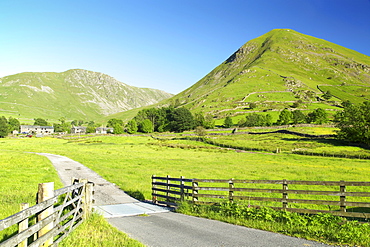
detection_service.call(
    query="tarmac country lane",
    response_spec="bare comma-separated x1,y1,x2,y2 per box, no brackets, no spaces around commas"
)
108,212,330,247
38,153,331,247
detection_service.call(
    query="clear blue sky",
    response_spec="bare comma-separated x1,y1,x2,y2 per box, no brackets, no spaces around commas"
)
1,0,369,94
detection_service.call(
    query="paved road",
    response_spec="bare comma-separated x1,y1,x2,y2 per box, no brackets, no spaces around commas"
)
38,153,330,247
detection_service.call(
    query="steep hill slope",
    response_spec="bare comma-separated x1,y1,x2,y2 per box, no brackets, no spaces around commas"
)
160,29,370,118
0,69,173,122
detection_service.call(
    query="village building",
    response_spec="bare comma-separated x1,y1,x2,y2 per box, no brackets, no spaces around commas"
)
20,125,54,135
71,126,87,134
96,127,114,134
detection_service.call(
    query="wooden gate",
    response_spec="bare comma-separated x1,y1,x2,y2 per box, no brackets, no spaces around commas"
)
0,178,94,247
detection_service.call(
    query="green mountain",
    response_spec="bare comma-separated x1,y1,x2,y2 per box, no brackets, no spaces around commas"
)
0,69,173,123
159,29,370,119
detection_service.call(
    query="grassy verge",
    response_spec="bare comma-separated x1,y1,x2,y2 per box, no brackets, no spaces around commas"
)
59,213,144,247
0,149,143,247
0,150,64,242
177,202,370,246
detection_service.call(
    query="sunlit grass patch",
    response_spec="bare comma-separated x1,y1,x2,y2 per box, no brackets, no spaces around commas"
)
0,150,63,242
59,213,144,247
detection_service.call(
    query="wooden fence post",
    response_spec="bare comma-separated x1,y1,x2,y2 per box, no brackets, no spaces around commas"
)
166,175,170,206
282,179,288,210
192,181,198,203
229,178,234,203
152,175,157,204
340,181,346,212
18,203,29,247
82,179,94,219
180,176,185,202
37,182,54,247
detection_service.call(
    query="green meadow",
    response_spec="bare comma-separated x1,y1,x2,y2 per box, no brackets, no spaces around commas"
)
1,128,370,246
1,132,369,200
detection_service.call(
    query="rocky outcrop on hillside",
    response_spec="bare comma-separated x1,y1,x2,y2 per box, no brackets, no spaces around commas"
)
64,69,172,115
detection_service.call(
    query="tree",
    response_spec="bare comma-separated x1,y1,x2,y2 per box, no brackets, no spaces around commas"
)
322,90,332,100
135,108,167,132
335,101,370,145
265,114,273,126
195,126,207,137
107,118,124,128
140,119,153,133
307,108,328,124
292,110,306,124
0,116,8,137
8,117,20,133
71,120,78,126
194,112,206,128
223,116,233,128
204,114,215,129
243,113,270,127
169,108,195,132
276,109,292,125
342,100,352,108
34,118,48,126
113,123,124,134
86,126,96,133
126,119,138,134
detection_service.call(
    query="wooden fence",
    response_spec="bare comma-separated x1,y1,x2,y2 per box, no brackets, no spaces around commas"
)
0,178,94,247
152,175,370,219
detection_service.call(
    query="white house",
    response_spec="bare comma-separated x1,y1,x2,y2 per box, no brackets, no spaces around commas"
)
20,125,54,135
71,126,87,134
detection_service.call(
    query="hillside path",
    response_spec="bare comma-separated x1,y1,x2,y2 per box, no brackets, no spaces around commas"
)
38,153,331,247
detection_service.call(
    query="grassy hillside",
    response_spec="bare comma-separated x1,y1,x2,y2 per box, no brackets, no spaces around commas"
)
0,69,173,124
156,29,370,119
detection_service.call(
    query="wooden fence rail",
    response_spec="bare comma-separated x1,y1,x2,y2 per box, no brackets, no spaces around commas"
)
152,175,370,219
0,178,94,247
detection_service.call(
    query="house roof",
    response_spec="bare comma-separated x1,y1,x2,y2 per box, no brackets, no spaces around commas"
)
72,126,87,129
20,125,54,129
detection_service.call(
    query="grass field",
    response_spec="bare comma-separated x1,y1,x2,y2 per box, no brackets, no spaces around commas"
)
1,132,369,200
1,129,370,246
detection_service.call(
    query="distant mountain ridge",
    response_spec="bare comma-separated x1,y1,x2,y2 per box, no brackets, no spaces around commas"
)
0,69,173,122
159,29,370,118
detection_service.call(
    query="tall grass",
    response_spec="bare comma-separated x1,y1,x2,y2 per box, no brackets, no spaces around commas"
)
177,202,370,247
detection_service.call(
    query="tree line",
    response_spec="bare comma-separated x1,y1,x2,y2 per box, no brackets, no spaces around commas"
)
227,108,329,128
0,116,20,137
1,100,369,147
123,106,215,134
334,101,370,146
